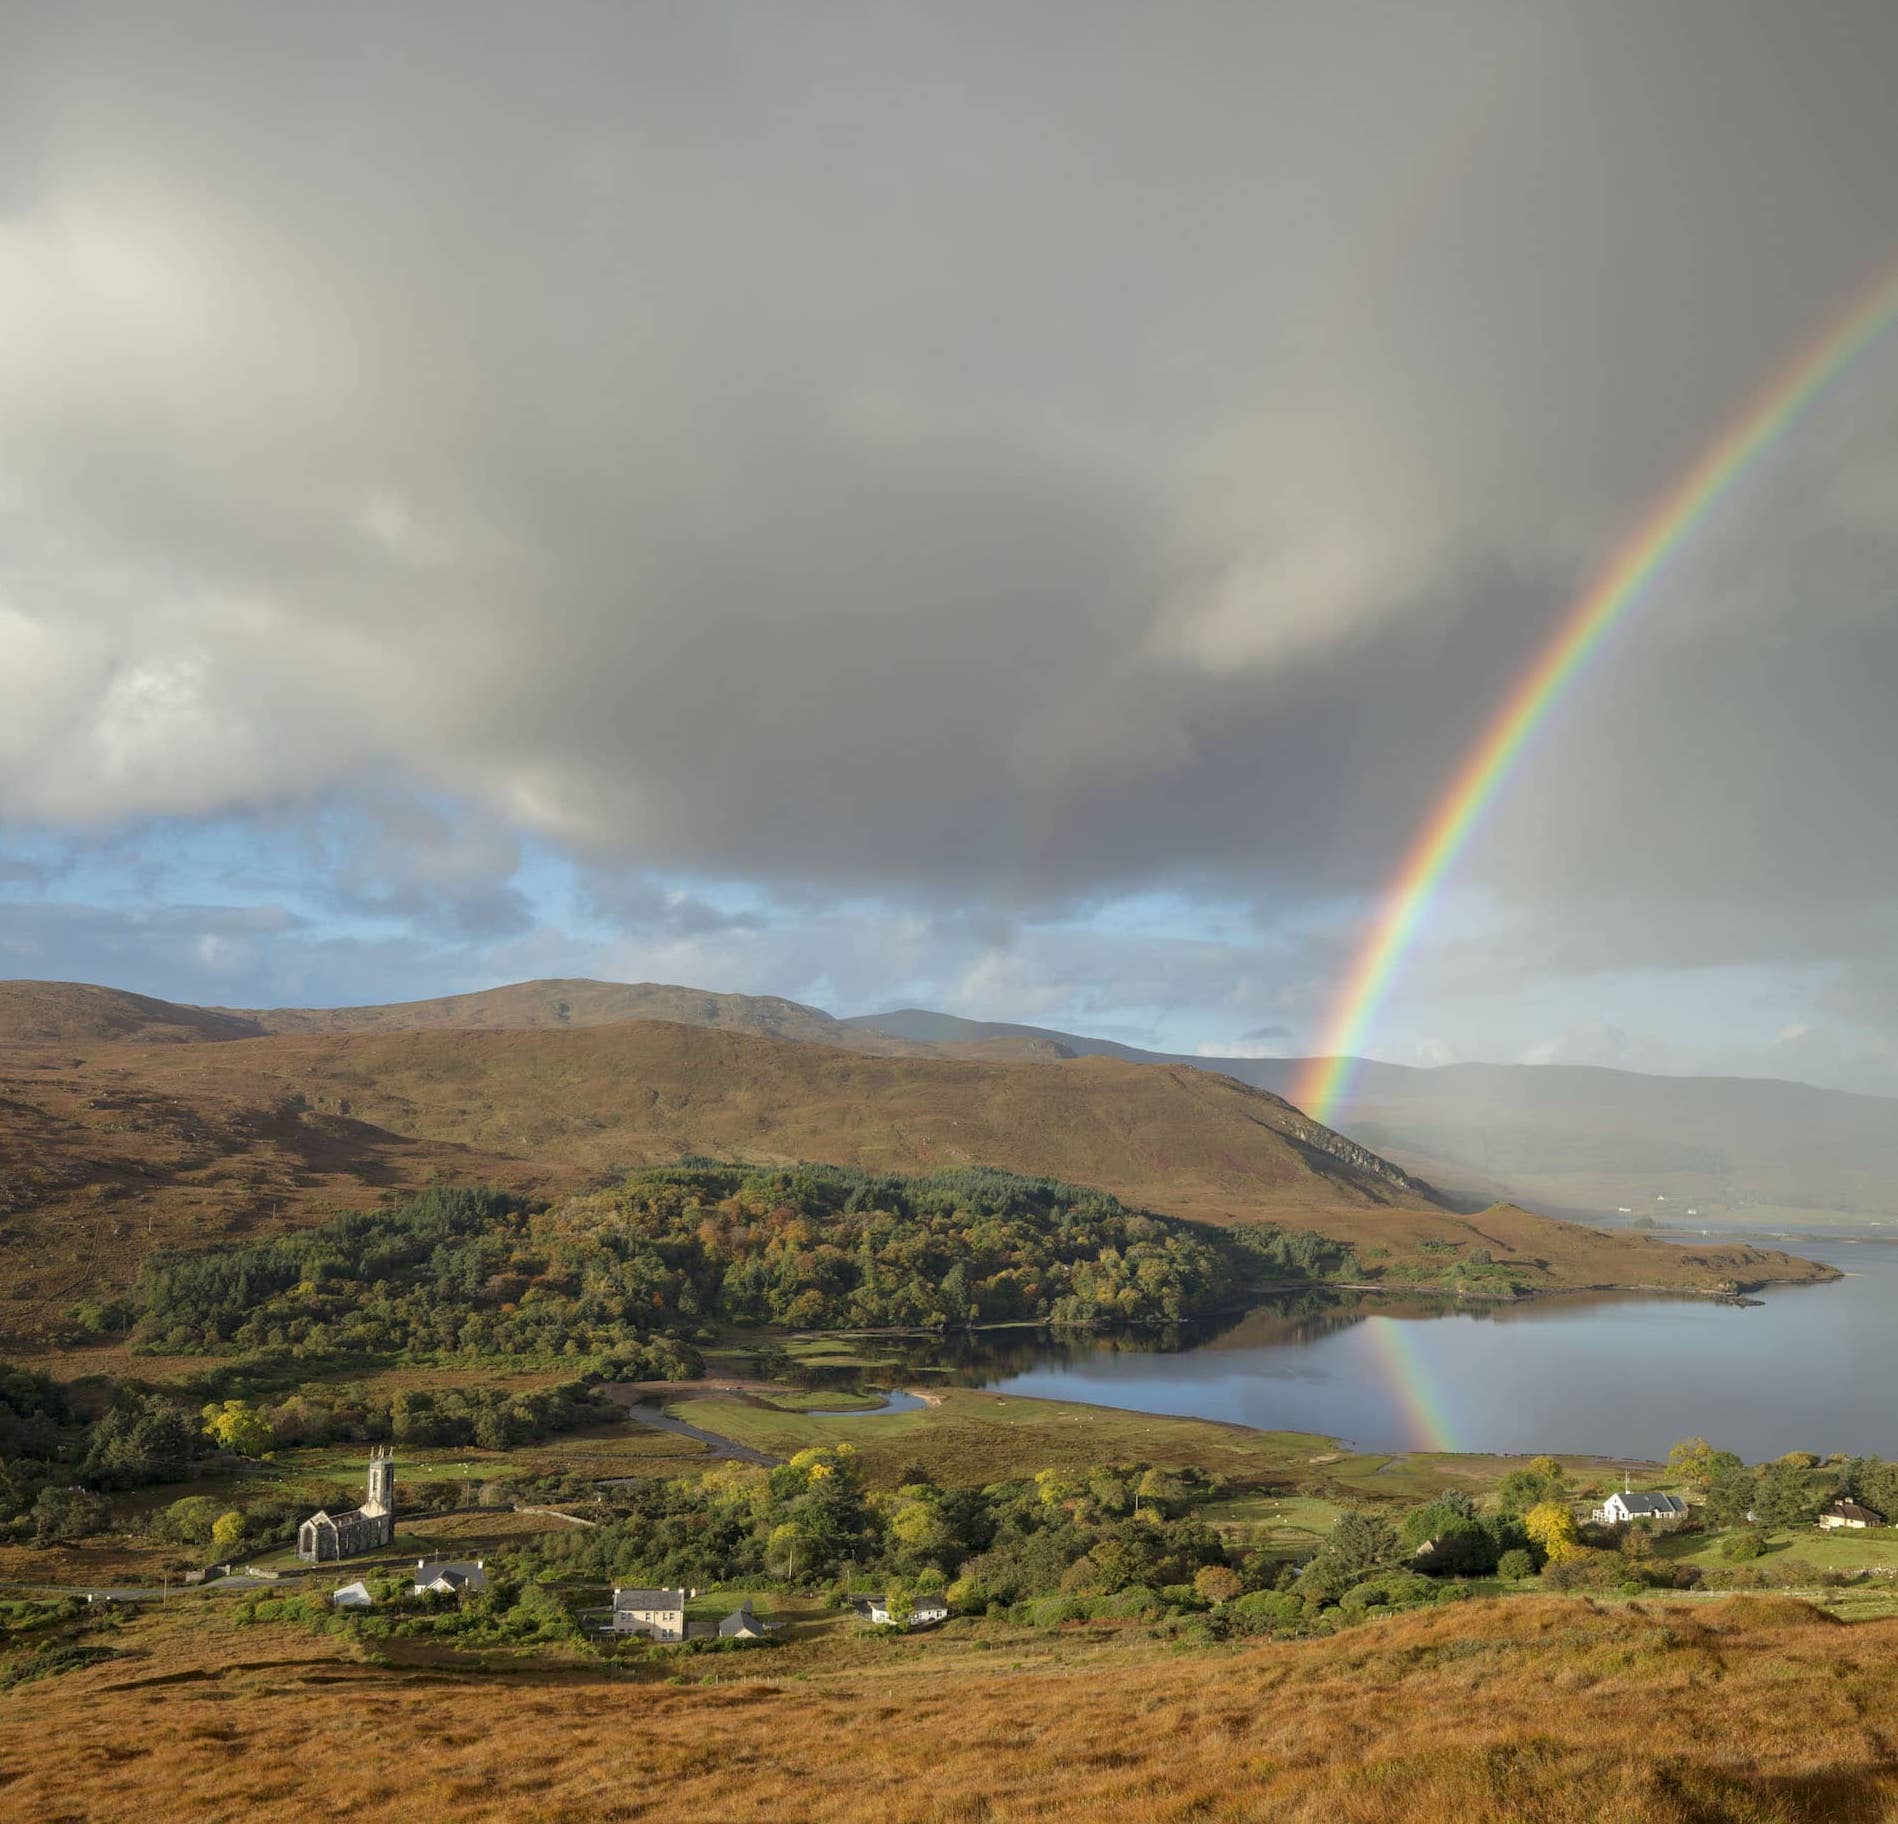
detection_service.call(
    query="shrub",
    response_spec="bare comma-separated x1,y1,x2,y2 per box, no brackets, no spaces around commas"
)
1228,1590,1304,1632
1496,1548,1536,1580
0,1643,120,1691
1538,1549,1623,1592
1095,1586,1163,1619
1721,1530,1768,1561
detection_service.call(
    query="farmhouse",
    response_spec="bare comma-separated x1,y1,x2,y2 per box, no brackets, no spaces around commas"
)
297,1448,396,1563
608,1587,688,1640
1820,1499,1883,1530
412,1559,489,1597
1593,1491,1690,1526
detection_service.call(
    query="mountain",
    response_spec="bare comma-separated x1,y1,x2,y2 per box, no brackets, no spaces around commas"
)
0,997,1830,1339
0,977,885,1050
7,977,1892,1226
236,978,882,1047
1,977,928,1056
848,1010,1898,1226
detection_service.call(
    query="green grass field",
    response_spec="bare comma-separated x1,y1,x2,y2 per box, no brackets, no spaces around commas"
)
1664,1523,1898,1576
661,1385,1649,1506
1200,1491,1344,1555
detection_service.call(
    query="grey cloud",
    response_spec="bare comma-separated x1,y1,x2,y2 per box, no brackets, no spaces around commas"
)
1,0,1897,1042
577,870,767,939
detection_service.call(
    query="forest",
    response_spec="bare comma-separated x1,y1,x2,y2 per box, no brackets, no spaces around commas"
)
120,1165,1346,1359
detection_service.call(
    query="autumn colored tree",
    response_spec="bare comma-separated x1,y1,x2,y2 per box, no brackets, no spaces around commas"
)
1523,1501,1581,1563
200,1399,273,1457
210,1510,246,1557
1666,1438,1741,1490
1194,1564,1243,1604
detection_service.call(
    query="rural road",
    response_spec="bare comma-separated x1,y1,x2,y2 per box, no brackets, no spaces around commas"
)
0,1571,290,1602
598,1385,782,1467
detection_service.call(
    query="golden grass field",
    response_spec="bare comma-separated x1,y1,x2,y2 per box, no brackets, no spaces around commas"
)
6,1595,1898,1823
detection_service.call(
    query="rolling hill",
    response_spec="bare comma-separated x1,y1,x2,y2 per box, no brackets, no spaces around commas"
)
0,986,1833,1338
5,976,1889,1232
0,977,882,1051
0,980,268,1047
850,1010,1898,1227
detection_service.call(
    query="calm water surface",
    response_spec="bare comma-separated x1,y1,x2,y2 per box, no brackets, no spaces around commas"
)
947,1236,1898,1460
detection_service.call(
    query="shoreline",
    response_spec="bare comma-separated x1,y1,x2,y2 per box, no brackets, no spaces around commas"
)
779,1261,1842,1347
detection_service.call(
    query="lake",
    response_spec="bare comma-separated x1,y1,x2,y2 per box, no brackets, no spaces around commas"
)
939,1235,1898,1461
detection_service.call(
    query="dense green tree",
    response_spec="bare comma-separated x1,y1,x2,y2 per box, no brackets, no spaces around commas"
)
1704,1465,1759,1530
1751,1459,1820,1529
1496,1457,1568,1516
31,1485,108,1543
1307,1511,1400,1589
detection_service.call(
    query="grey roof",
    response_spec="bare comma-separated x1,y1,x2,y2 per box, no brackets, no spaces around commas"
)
1614,1493,1688,1516
416,1560,489,1590
1825,1500,1882,1522
613,1588,685,1609
718,1605,766,1636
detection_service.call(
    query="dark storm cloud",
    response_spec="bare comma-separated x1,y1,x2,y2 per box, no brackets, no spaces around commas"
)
1,0,1897,1003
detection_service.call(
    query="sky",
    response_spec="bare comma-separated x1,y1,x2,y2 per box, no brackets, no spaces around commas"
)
3,0,1898,1097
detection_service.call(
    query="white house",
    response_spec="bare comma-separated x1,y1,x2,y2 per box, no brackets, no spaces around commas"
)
609,1587,689,1640
412,1558,489,1597
1593,1491,1689,1526
1819,1500,1882,1531
332,1580,375,1609
851,1594,950,1630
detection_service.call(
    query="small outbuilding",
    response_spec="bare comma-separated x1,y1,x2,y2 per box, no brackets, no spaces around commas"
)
717,1602,771,1639
332,1580,375,1609
1819,1500,1883,1531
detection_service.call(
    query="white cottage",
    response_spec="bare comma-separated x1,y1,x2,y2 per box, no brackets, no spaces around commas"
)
412,1558,489,1597
1593,1491,1689,1526
851,1594,950,1630
1819,1500,1882,1531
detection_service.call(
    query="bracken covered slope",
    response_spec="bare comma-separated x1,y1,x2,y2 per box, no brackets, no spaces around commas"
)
0,1018,1829,1339
3,1596,1896,1824
0,981,267,1046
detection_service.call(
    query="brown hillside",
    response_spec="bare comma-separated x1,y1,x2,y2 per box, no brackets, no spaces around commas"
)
0,1019,1827,1339
0,976,918,1053
5,1595,1897,1823
0,981,265,1046
76,1019,1439,1218
235,977,898,1048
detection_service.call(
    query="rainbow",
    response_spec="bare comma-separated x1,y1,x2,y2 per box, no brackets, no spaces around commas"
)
1293,255,1898,1126
1363,1316,1458,1452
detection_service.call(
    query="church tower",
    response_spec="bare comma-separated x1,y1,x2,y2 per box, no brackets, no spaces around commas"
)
364,1446,395,1519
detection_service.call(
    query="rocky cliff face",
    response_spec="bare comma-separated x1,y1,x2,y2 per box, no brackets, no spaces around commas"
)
1285,1114,1440,1202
